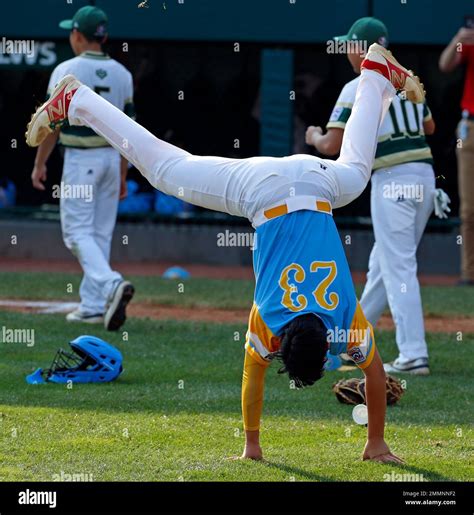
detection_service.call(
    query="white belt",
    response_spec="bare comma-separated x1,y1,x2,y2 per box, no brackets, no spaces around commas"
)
252,195,332,228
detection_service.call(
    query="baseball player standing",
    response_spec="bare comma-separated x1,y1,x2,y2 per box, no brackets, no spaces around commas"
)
31,6,134,331
306,18,437,375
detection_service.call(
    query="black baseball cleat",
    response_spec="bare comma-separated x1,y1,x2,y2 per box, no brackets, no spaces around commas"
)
104,280,135,331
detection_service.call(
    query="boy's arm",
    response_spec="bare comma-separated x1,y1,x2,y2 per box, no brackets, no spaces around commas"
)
439,28,474,73
423,103,435,135
119,156,129,200
31,130,60,190
119,72,135,200
31,66,61,191
241,350,268,460
306,81,352,156
362,349,403,464
305,126,344,156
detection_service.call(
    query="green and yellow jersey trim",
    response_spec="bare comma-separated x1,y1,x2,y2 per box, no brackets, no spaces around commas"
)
79,51,111,60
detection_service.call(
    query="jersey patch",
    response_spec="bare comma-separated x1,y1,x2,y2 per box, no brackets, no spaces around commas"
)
96,68,107,79
329,106,344,122
347,346,364,364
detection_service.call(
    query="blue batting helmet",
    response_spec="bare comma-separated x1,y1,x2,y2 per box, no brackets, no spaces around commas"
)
26,335,123,384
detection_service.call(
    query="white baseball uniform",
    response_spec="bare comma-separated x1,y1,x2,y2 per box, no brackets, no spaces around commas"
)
47,51,135,315
327,76,435,362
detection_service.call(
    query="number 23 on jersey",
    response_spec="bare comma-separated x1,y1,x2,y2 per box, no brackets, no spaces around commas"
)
278,261,339,312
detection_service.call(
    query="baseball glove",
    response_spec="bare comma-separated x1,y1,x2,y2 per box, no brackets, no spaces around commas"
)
332,377,365,405
333,375,404,406
385,375,404,405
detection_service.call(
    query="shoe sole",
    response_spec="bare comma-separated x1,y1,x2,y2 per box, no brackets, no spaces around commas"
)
25,74,75,147
66,316,104,324
369,44,425,103
384,365,430,376
104,282,135,331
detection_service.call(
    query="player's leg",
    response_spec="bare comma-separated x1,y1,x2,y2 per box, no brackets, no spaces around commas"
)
76,153,121,321
360,181,389,323
91,150,122,313
66,85,262,219
359,243,388,325
27,76,260,218
60,149,123,317
322,45,424,209
327,69,395,209
369,165,434,373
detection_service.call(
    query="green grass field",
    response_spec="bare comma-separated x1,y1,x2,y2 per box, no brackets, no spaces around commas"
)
0,272,473,481
0,271,473,315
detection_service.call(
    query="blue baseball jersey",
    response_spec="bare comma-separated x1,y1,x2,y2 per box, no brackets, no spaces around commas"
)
245,210,375,369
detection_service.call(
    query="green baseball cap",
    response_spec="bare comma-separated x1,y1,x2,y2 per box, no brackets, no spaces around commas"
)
59,6,108,39
334,17,388,47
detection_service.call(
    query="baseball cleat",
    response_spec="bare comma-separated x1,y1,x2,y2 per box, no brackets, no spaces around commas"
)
66,309,104,324
25,74,81,147
104,280,135,331
361,43,425,103
384,357,430,376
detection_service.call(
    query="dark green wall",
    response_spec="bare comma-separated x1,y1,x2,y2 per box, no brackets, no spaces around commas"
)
2,0,472,44
374,0,473,45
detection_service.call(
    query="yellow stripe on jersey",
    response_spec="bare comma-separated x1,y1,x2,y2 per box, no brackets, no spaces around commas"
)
245,303,280,366
334,102,354,109
59,133,109,148
346,302,376,370
326,121,347,129
373,147,433,170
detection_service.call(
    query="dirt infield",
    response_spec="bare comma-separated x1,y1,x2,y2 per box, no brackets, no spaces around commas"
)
0,298,472,333
127,303,474,333
1,258,469,333
0,258,460,285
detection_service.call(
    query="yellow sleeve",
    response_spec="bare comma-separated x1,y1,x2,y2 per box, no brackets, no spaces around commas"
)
241,350,268,431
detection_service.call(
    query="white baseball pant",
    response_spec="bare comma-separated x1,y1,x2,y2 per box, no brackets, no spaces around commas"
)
67,70,395,223
61,147,123,315
360,162,435,362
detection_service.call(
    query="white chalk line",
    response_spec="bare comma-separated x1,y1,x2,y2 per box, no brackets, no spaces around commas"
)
0,300,79,314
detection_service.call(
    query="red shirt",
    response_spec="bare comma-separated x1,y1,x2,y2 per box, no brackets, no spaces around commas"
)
461,45,474,114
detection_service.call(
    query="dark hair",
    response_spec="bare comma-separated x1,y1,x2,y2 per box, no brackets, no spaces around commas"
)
273,314,328,388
